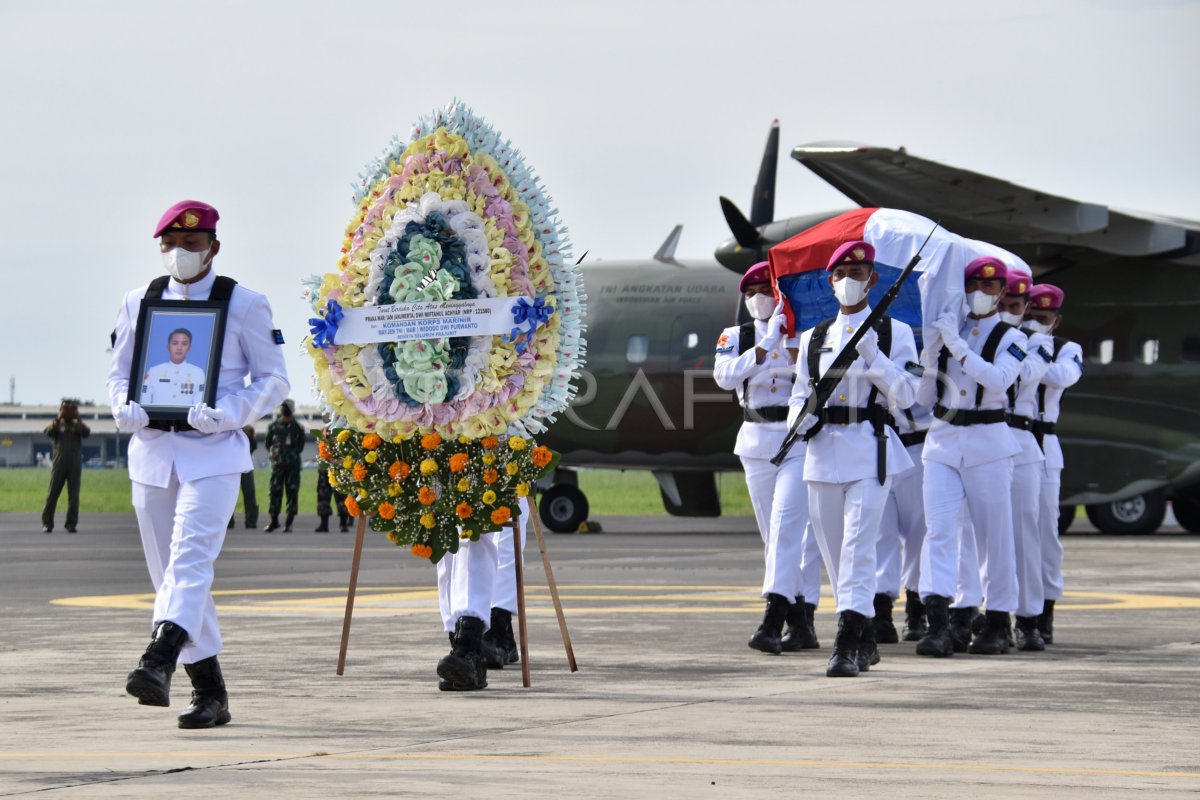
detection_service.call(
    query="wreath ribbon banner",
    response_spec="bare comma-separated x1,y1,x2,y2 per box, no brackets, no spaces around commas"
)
330,296,545,345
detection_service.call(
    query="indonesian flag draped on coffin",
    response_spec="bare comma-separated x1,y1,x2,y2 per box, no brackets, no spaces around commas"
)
767,208,1032,348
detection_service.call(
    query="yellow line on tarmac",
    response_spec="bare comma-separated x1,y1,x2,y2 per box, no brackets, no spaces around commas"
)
50,586,1200,614
1,752,1197,780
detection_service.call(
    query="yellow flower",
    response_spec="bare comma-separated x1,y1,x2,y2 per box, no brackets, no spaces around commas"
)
482,453,496,466
420,513,436,529
386,531,400,544
327,469,339,488
388,482,401,497
459,435,471,444
516,482,530,497
336,429,352,443
508,436,527,451
505,462,519,476
357,489,367,500
392,435,405,444
342,455,353,469
482,490,497,505
420,458,439,476
456,478,470,492
364,451,378,464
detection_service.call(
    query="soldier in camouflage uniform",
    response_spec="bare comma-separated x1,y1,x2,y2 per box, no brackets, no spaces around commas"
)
42,399,90,533
264,401,305,532
315,467,350,532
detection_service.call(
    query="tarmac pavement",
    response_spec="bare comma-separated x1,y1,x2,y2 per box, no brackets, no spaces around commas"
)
1,512,1199,798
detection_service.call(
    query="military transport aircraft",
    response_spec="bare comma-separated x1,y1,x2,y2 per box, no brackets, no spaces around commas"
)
537,123,1200,537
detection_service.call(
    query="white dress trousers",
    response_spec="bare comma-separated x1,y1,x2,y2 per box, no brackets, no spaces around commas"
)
875,442,927,598
491,498,531,614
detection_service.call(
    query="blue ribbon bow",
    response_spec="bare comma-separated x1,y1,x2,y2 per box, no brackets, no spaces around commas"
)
309,299,344,349
505,296,554,354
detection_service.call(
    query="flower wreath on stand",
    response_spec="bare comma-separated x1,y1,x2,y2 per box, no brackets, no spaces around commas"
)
305,101,586,563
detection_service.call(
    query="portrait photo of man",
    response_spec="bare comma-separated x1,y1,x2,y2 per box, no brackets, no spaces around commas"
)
141,327,207,406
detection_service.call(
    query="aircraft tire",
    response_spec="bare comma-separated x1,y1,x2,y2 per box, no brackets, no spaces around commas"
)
1058,505,1076,535
539,485,589,534
1169,496,1200,533
1084,491,1167,535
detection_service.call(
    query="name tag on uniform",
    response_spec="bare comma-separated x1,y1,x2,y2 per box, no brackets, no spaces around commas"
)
1037,346,1053,362
818,347,833,353
158,378,170,383
1007,343,1027,361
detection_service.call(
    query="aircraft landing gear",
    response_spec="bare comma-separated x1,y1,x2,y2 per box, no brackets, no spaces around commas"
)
1085,491,1167,535
539,484,590,533
1169,495,1200,533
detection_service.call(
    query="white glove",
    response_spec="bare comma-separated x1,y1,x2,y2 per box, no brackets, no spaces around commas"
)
758,301,787,352
113,401,149,433
933,315,969,360
188,403,227,434
855,327,879,364
786,405,819,435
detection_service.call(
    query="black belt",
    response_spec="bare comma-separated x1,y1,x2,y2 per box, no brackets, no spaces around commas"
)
933,404,1007,427
147,419,194,433
743,406,789,423
819,406,882,426
1031,420,1057,436
899,430,927,448
1006,413,1034,431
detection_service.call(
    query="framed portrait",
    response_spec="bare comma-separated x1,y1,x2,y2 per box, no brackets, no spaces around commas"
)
127,299,228,422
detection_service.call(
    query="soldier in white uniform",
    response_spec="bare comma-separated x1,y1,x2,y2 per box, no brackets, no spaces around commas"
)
998,273,1056,650
141,328,206,405
1025,284,1083,644
915,256,1026,657
787,241,919,677
874,398,932,643
713,262,821,654
108,200,289,728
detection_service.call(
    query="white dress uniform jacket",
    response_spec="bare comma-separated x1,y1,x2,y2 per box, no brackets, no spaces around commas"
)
712,319,798,459
107,271,291,487
142,360,206,405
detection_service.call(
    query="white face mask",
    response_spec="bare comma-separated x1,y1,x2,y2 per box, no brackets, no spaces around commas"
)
1025,319,1053,335
744,293,776,320
966,290,998,317
999,311,1023,326
832,277,868,307
162,246,210,282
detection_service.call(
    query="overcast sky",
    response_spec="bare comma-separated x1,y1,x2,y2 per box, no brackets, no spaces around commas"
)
2,0,1197,407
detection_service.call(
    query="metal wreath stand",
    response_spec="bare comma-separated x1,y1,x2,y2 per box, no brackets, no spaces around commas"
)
335,489,577,687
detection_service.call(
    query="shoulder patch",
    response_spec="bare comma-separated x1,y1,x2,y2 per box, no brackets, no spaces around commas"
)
904,360,925,377
1037,346,1053,363
272,329,286,345
1007,343,1027,361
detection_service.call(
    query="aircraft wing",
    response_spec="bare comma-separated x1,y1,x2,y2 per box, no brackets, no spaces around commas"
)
792,142,1199,258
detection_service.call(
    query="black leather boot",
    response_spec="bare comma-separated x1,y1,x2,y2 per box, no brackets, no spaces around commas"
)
1038,599,1055,644
915,595,954,657
948,606,978,653
126,621,189,707
858,614,880,671
901,589,927,642
748,593,790,655
480,611,507,670
339,515,351,532
781,596,819,651
804,603,820,648
490,607,519,664
1015,615,1046,652
264,515,280,533
827,610,865,677
284,513,295,533
968,610,1013,654
873,593,899,644
315,515,330,533
437,616,488,691
177,656,231,729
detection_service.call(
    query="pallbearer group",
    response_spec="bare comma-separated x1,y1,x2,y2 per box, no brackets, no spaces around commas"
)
714,241,1083,677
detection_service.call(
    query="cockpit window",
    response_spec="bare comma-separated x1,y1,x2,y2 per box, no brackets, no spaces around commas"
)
1094,338,1114,365
1138,339,1159,365
626,335,649,364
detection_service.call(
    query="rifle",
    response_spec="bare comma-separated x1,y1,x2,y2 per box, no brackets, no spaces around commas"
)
770,222,940,467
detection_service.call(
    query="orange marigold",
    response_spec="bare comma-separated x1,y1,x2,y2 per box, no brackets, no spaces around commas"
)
481,435,499,450
389,460,411,480
361,433,382,450
377,502,396,520
448,452,470,473
482,468,499,485
344,496,361,517
455,502,473,519
421,433,443,450
352,462,368,482
410,543,432,559
490,506,512,525
418,486,437,506
317,440,333,462
531,445,553,468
